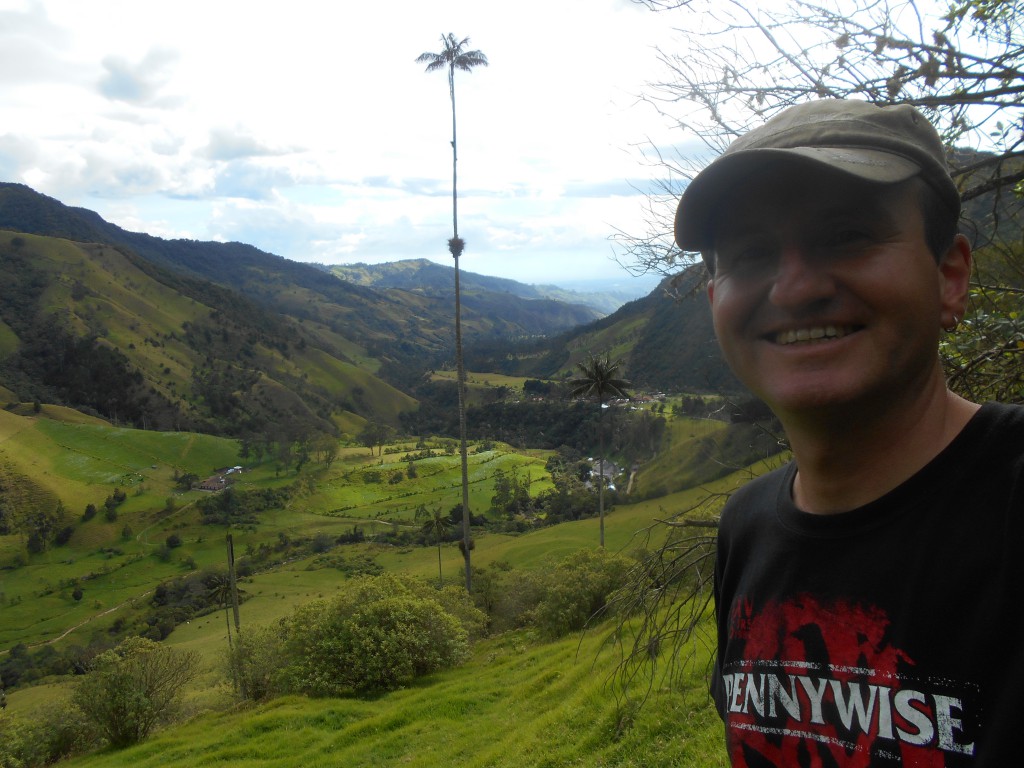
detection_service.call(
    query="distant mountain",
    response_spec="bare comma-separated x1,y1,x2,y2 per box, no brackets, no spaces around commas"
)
465,265,742,397
0,183,605,373
331,259,642,315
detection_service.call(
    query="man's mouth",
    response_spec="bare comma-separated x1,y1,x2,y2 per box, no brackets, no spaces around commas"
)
772,325,857,346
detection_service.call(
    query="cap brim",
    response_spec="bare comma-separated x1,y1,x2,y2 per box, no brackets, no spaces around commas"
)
674,147,921,253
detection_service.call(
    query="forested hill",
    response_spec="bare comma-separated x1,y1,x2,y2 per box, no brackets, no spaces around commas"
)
464,265,742,396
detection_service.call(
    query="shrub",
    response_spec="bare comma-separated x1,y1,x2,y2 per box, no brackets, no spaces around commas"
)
281,573,482,696
227,625,289,702
54,525,75,546
471,565,544,633
0,701,100,766
71,637,199,748
532,549,634,639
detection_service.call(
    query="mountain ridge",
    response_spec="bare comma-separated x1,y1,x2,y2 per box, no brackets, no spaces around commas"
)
330,258,642,315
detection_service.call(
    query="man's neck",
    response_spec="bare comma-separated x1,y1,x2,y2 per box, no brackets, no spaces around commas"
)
782,385,980,515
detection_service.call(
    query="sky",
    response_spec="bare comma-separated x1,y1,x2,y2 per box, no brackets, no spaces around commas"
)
0,0,687,290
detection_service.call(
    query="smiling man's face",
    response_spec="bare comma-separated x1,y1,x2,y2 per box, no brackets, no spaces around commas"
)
706,167,953,421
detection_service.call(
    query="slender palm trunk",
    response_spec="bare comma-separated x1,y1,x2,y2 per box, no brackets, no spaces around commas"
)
455,267,472,591
450,68,459,243
437,538,444,587
449,67,472,593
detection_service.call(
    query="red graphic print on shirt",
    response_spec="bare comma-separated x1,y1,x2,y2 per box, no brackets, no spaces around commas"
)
721,595,977,766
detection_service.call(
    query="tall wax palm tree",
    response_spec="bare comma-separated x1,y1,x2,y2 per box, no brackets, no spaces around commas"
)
417,33,488,592
570,354,631,548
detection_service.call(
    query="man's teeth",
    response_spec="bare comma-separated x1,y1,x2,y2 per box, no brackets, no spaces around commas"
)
775,326,850,345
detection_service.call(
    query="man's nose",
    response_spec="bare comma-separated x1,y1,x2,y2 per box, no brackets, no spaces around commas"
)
768,245,837,308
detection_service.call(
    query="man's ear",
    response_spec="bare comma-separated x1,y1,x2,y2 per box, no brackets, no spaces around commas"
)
939,234,972,328
706,277,715,306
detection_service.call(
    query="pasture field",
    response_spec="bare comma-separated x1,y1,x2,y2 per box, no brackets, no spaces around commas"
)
0,405,767,767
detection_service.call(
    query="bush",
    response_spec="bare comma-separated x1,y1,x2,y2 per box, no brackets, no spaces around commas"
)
72,637,199,748
281,573,483,696
471,565,544,633
0,702,99,767
227,625,289,702
532,549,634,639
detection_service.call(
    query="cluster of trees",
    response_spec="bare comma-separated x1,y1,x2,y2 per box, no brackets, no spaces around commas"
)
404,386,655,456
231,573,482,699
3,315,165,428
0,641,94,691
195,486,292,527
459,550,637,639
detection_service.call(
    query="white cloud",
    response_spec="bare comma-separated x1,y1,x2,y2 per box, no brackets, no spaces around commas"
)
0,0,679,286
98,48,179,105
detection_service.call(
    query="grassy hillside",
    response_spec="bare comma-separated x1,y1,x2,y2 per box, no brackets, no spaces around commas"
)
7,475,743,767
60,623,726,768
0,230,416,436
0,398,781,767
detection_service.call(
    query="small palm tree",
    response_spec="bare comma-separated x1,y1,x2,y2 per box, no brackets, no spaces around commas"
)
417,33,488,593
570,354,631,547
207,574,235,648
416,504,452,587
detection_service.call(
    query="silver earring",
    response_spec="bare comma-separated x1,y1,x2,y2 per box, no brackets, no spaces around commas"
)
945,314,960,332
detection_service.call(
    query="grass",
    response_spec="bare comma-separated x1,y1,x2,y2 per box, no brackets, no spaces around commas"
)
0,405,774,767
60,621,727,768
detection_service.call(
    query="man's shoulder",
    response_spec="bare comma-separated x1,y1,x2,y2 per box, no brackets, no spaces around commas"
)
978,400,1024,426
728,461,793,500
719,461,793,528
969,401,1024,452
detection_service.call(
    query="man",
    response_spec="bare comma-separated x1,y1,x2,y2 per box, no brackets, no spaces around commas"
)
674,99,1024,766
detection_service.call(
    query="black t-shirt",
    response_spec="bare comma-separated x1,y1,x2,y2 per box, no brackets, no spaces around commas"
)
713,402,1024,767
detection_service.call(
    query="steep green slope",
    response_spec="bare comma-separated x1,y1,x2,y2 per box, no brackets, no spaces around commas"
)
0,231,415,436
61,626,725,768
466,265,741,396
